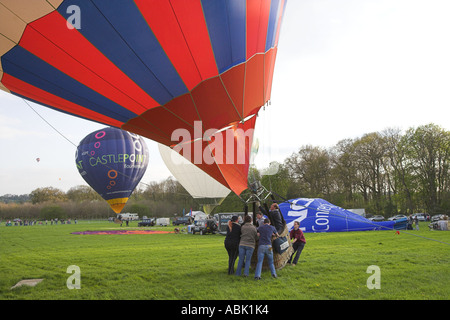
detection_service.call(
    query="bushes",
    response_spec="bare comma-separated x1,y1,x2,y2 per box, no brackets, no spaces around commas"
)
40,205,67,220
129,203,150,217
0,199,181,221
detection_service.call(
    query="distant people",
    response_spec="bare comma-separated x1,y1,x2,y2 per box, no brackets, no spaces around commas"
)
288,221,306,266
255,218,279,280
415,216,419,230
235,215,258,277
224,216,241,275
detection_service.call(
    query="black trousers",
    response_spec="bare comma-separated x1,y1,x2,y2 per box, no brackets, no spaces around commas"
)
225,242,239,274
288,242,305,265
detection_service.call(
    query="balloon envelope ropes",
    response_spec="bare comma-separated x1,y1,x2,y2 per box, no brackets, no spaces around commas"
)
0,0,287,197
75,127,148,214
279,198,407,233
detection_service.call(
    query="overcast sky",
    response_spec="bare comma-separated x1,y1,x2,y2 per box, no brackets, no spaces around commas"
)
1,0,449,195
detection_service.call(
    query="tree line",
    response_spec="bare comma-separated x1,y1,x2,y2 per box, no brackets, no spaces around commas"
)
0,123,448,220
260,123,450,217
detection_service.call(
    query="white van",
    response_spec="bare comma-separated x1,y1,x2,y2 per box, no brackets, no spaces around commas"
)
119,213,139,221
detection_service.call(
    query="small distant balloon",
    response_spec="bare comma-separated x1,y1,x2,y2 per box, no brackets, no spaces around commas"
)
36,158,40,162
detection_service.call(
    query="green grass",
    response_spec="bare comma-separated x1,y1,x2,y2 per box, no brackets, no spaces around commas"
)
0,220,449,300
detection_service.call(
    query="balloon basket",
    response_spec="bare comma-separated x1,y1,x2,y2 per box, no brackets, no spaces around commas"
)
250,225,294,271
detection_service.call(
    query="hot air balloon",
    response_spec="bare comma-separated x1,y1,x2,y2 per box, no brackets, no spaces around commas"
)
75,127,148,214
158,143,231,215
279,198,408,233
0,0,287,197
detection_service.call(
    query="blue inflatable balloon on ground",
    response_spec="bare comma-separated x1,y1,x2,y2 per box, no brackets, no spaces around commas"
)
75,127,148,213
279,198,407,233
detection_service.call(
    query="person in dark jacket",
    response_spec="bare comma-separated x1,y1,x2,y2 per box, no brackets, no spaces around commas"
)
288,221,306,266
269,203,284,234
224,216,241,275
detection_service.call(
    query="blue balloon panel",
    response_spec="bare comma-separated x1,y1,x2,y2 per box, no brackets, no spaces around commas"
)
279,198,407,233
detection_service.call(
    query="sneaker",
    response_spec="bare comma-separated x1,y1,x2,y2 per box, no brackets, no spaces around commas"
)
254,277,261,280
272,274,277,279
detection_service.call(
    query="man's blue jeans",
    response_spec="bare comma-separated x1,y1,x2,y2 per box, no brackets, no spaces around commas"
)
235,245,254,276
255,245,276,278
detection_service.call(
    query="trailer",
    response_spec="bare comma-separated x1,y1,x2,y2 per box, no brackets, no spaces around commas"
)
156,218,170,226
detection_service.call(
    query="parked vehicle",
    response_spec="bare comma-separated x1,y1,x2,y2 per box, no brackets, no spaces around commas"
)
118,213,139,221
388,215,407,221
412,213,426,221
173,216,193,226
138,218,155,227
368,215,385,222
156,218,170,226
191,219,218,235
431,214,446,222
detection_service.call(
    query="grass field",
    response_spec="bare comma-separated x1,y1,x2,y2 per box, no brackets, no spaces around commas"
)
0,220,449,300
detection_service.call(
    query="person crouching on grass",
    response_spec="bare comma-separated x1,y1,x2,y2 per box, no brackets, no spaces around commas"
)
288,221,306,266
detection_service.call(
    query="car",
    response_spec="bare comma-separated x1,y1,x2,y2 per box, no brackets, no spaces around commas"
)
173,216,193,226
368,215,385,222
431,214,446,222
412,213,426,221
138,218,155,227
388,214,408,221
191,219,218,235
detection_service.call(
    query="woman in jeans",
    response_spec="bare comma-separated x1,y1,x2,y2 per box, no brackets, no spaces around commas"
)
255,218,280,280
235,215,258,277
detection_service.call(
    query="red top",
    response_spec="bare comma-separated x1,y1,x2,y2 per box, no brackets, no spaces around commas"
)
290,228,306,243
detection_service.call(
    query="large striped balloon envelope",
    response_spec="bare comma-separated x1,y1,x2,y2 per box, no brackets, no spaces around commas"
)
0,0,287,196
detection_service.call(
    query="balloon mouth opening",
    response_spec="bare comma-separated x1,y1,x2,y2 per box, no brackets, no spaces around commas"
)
107,198,129,214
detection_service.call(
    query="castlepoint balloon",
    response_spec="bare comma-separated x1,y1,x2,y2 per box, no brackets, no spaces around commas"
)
75,127,148,214
0,0,287,196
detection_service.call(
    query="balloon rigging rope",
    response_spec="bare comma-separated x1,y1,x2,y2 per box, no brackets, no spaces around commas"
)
23,99,77,147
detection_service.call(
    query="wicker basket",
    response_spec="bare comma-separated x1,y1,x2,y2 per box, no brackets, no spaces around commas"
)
250,225,294,271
